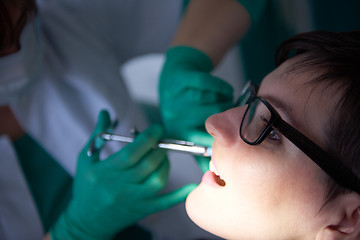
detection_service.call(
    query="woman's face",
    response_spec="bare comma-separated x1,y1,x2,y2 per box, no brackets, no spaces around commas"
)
186,56,340,239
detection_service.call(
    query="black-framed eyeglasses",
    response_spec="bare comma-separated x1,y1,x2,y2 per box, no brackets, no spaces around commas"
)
237,82,360,194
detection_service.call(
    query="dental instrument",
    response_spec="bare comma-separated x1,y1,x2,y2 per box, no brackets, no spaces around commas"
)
87,132,212,157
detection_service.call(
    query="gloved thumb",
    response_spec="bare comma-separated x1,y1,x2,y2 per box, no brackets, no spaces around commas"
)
79,110,112,166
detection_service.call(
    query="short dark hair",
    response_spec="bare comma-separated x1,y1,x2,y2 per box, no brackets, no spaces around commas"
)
275,31,360,204
0,0,37,53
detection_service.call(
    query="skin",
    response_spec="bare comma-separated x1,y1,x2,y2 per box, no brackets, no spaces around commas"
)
167,0,360,238
185,56,345,239
171,0,250,65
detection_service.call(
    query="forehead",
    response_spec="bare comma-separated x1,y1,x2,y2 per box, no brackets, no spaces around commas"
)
258,56,341,148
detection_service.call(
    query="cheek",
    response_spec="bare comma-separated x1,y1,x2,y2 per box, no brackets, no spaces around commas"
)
231,151,326,227
232,149,325,204
186,146,327,239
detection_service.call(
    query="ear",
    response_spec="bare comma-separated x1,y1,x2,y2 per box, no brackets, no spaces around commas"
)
316,193,360,240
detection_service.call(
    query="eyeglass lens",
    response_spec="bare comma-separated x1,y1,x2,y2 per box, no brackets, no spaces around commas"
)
235,82,253,107
241,99,272,143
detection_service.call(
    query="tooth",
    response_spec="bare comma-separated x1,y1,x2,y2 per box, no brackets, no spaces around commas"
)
209,161,220,176
209,161,215,174
209,161,215,173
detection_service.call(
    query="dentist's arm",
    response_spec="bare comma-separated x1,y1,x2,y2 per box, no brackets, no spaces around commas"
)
159,0,267,172
171,0,252,65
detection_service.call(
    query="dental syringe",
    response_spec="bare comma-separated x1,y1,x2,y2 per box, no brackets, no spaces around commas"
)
88,132,212,157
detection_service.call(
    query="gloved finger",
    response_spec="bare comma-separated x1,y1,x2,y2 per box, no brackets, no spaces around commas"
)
118,149,167,184
160,64,234,97
162,101,234,140
141,159,170,198
141,183,198,214
184,103,233,122
195,156,210,173
161,66,234,107
179,73,234,99
101,124,164,170
163,105,224,133
162,92,233,123
79,110,111,164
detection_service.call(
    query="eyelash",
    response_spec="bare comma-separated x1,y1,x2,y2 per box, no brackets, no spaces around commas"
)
267,128,282,144
260,115,283,144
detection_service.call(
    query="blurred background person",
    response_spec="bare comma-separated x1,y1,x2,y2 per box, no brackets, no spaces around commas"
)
0,0,196,239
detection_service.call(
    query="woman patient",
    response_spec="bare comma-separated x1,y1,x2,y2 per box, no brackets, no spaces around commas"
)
183,31,360,239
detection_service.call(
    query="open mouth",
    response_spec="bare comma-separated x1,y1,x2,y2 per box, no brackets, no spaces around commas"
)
209,161,226,186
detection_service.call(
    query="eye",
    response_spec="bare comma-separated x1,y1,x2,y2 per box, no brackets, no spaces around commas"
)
259,114,283,144
266,128,282,144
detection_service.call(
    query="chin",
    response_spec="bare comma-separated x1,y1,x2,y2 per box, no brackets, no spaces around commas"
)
185,185,201,224
185,184,226,238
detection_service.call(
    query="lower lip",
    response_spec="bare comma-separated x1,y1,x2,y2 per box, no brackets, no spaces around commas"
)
201,171,224,188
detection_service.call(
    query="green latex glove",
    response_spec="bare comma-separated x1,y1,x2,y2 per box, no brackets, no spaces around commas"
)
159,46,234,172
50,110,196,240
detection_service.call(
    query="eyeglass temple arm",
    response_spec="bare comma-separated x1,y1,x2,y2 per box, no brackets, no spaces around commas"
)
276,119,360,194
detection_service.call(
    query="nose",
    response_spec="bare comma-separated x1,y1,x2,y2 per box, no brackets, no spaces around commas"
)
205,106,246,147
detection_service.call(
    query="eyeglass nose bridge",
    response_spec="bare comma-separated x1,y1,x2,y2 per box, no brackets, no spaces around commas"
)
234,81,258,107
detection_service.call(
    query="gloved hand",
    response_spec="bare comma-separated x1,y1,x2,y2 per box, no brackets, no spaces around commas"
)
159,46,234,172
50,110,196,240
